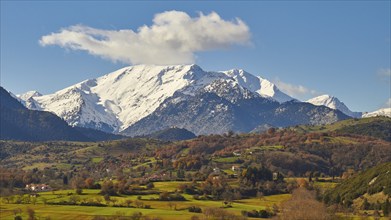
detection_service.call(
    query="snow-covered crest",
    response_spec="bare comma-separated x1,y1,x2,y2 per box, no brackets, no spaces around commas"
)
222,69,294,103
17,90,42,101
307,94,362,118
362,108,391,118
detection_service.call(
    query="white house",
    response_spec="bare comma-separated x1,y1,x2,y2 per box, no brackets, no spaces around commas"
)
25,184,51,192
231,165,241,172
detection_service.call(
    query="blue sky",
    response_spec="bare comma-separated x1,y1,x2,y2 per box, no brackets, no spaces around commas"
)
1,1,390,112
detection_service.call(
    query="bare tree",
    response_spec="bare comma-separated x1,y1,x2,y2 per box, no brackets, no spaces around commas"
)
277,188,333,220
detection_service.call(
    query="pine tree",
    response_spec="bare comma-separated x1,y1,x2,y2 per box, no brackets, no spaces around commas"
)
382,199,390,217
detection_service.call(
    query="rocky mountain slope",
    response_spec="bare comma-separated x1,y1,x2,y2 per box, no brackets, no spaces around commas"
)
123,80,349,136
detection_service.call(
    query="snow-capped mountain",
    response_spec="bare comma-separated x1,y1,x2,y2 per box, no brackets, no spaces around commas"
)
362,108,391,118
23,64,295,133
307,94,362,118
17,90,43,110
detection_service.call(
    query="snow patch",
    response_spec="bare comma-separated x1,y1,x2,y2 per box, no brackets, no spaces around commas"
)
368,176,378,185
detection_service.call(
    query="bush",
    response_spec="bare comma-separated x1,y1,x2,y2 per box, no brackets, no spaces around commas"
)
80,202,107,207
159,192,186,201
146,182,154,189
184,188,198,195
189,206,202,213
241,209,273,218
76,188,83,195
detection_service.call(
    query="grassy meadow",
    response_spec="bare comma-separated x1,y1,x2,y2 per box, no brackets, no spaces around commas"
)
0,184,291,220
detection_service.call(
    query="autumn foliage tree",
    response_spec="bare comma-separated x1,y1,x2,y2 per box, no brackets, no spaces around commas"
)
240,166,273,186
84,178,95,189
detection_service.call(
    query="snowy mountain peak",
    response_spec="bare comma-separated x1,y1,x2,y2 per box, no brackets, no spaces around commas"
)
222,69,294,103
307,94,361,118
16,90,43,110
203,78,259,103
362,108,391,118
17,90,42,101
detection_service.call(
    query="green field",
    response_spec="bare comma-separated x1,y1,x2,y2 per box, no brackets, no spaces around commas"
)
247,145,284,152
213,156,240,163
92,157,104,163
0,187,290,220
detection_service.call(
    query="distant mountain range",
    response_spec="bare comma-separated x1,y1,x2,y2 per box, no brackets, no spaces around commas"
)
7,64,359,136
12,64,356,136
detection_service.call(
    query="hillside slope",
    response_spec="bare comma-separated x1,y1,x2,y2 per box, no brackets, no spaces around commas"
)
145,127,197,141
293,117,391,141
324,162,391,204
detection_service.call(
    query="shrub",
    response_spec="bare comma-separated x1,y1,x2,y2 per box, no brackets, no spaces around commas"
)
241,209,273,218
146,182,154,189
189,206,202,213
75,188,83,195
159,192,186,201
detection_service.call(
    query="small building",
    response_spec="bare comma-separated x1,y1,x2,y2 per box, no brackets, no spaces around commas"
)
25,184,52,192
212,175,221,180
233,151,241,156
231,165,241,172
273,172,283,181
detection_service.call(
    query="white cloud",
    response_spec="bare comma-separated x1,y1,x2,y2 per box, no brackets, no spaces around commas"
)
378,68,391,81
385,98,391,108
39,11,251,65
274,78,318,100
